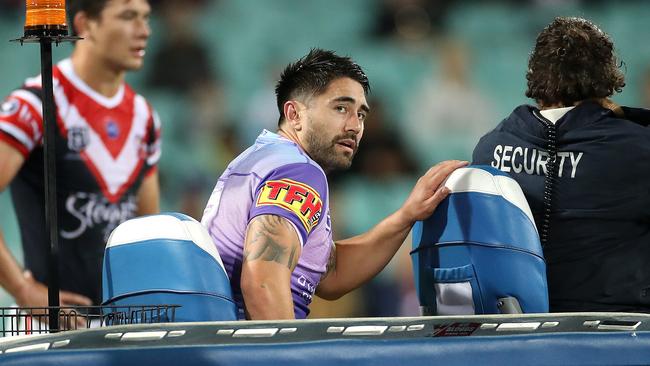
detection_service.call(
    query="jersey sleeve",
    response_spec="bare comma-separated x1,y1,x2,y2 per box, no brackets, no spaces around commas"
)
143,107,162,176
0,89,44,158
250,163,327,245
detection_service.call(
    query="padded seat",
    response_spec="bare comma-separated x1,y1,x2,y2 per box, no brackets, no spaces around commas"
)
411,166,548,315
103,212,237,322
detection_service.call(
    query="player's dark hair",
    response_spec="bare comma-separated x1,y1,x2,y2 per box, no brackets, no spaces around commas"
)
526,17,625,107
275,48,370,125
67,0,111,36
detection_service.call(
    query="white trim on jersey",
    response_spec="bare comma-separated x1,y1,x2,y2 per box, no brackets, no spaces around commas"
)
147,141,161,166
10,90,43,119
24,75,42,88
0,122,34,150
54,81,151,196
58,58,125,109
285,219,305,248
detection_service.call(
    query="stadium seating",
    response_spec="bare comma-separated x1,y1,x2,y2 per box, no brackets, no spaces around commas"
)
411,165,548,315
102,212,237,322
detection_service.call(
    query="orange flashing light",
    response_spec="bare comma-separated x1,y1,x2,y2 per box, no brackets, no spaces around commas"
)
24,0,68,36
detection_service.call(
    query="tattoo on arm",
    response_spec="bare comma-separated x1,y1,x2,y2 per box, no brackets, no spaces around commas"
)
244,215,300,270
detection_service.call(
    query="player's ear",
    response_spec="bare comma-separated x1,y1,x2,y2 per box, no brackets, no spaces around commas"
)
74,11,98,39
283,101,303,131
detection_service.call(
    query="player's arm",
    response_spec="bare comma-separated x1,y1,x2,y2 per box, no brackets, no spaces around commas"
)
136,105,162,217
0,141,29,302
240,214,301,320
317,160,467,300
0,141,92,306
136,170,160,216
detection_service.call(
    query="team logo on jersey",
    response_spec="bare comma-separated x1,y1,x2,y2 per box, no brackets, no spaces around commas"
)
67,126,90,152
256,178,323,233
106,120,120,139
0,99,19,117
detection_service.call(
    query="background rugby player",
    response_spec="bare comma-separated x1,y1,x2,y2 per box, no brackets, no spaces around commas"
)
0,0,161,309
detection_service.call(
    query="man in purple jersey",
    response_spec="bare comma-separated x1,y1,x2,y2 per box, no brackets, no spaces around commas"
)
202,49,466,319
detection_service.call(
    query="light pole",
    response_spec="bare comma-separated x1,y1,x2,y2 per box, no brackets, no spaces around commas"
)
12,0,81,332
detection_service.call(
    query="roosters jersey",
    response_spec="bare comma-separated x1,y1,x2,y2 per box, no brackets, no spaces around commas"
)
0,58,161,305
201,130,332,318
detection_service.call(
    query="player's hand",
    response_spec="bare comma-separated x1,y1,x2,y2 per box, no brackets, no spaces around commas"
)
15,270,92,330
399,160,468,224
16,270,92,307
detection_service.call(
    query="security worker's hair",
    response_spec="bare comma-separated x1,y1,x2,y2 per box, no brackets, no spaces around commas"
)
275,48,370,126
526,17,625,106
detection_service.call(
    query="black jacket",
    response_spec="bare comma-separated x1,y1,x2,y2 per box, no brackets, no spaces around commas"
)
472,101,650,312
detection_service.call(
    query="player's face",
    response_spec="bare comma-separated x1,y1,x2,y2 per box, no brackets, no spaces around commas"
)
302,77,369,172
87,0,151,71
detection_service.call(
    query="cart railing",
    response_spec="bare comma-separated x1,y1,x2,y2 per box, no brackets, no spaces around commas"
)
0,305,179,337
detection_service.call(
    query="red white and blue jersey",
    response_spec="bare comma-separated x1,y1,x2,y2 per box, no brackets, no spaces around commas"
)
0,58,161,305
201,130,331,319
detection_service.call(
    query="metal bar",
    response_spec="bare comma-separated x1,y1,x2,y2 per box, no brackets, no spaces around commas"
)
39,37,60,332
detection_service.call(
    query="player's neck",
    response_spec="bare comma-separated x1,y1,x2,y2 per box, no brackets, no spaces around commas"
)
70,50,126,98
277,128,308,152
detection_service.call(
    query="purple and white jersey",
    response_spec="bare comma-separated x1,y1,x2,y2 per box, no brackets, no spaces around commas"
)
201,130,332,318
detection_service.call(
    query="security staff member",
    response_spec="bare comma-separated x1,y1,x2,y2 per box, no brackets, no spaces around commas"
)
472,17,650,312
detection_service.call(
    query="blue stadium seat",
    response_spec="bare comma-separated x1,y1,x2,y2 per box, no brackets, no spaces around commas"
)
102,212,237,322
411,165,548,315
